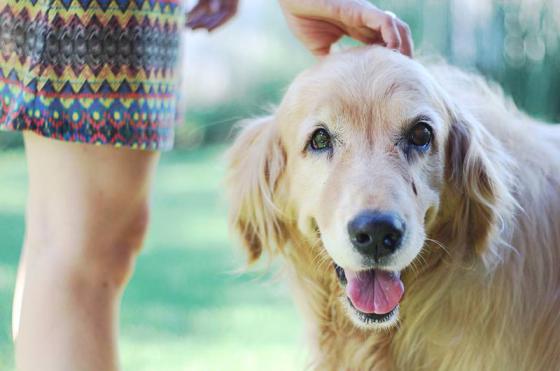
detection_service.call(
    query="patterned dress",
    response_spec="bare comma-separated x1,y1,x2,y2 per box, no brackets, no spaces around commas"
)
0,0,183,150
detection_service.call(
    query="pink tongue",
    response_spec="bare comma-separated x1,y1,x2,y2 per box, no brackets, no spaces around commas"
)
345,269,404,315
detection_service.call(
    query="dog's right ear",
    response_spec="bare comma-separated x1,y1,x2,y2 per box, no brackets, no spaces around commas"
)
226,116,287,264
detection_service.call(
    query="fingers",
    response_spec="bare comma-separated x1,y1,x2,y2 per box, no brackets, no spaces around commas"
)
396,19,413,57
190,11,234,31
206,11,236,31
312,46,333,57
189,12,224,31
358,6,413,57
347,26,382,46
378,11,401,51
186,0,238,31
186,2,206,27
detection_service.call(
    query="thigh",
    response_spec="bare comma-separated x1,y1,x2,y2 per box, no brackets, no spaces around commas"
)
24,131,159,199
23,131,159,261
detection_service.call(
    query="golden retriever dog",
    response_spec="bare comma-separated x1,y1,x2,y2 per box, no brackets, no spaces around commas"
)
226,46,560,370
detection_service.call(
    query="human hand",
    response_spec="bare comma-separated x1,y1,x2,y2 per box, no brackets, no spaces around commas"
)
277,0,413,57
186,0,239,31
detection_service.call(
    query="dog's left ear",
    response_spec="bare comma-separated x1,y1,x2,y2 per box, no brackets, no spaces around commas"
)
444,107,516,261
226,116,287,264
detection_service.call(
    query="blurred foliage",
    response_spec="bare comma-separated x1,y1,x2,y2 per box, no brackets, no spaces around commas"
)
379,0,560,122
176,78,288,147
176,0,559,148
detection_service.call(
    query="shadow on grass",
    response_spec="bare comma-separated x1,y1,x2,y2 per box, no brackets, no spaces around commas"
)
122,243,290,337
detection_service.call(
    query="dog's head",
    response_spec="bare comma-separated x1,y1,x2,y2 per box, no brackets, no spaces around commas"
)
227,47,514,330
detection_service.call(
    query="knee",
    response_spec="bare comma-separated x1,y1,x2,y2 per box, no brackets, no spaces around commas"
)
23,141,159,292
27,199,152,290
96,202,151,287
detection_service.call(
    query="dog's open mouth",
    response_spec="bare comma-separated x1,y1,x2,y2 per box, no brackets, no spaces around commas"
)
335,263,404,323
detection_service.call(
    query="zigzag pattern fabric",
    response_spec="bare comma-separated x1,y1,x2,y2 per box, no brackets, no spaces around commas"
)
0,0,183,150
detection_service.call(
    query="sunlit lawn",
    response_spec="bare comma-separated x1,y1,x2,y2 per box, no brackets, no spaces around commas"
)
0,146,304,371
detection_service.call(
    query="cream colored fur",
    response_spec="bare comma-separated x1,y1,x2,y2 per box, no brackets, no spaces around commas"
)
226,47,560,371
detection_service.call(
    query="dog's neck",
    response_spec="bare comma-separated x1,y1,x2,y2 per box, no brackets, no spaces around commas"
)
280,224,510,370
282,229,397,370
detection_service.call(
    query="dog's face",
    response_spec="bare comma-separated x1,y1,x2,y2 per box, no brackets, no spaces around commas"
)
228,47,507,330
279,49,447,328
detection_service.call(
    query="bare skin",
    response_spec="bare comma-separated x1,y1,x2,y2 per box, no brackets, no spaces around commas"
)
187,0,413,57
278,0,413,56
13,132,158,371
187,0,239,31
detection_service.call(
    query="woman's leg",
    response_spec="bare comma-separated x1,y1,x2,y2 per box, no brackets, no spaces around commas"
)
13,132,160,371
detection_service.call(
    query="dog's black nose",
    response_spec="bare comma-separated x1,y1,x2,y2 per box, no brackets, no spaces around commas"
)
348,211,405,260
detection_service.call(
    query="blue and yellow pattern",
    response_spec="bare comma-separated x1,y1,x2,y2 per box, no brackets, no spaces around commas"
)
0,0,184,150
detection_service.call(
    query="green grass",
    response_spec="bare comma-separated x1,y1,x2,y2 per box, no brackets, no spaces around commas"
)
0,146,304,371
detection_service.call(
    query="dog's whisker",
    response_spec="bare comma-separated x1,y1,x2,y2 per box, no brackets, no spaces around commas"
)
410,259,421,274
317,254,334,272
416,250,429,267
425,237,451,257
311,250,333,273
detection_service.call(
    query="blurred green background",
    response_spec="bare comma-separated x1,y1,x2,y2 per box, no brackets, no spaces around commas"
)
0,0,558,369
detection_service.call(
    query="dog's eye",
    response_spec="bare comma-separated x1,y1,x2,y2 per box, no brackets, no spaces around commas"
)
408,122,432,149
309,128,332,151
